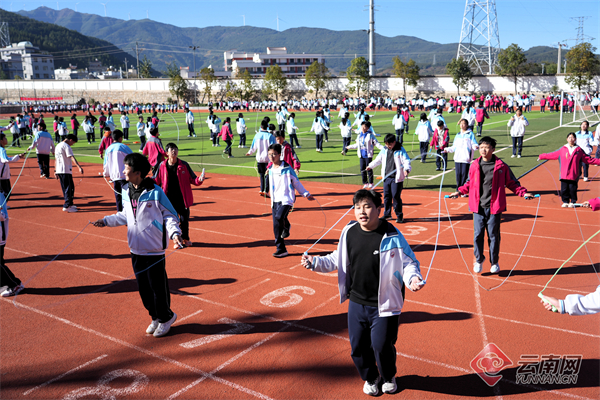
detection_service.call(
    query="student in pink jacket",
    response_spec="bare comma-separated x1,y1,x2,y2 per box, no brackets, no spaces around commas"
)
220,117,234,158
449,136,534,274
153,142,204,247
582,197,600,211
142,127,167,175
430,120,449,171
538,132,600,207
475,101,490,137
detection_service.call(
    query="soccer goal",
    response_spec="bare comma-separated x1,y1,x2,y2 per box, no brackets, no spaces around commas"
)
559,90,600,128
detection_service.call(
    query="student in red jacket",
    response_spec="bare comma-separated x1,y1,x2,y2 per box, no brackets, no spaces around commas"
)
538,132,600,207
430,120,449,171
220,117,234,158
143,127,167,174
153,142,204,247
475,101,490,137
449,136,534,274
270,131,301,173
98,126,114,158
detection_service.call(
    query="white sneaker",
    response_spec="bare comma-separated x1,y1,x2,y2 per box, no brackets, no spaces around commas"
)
382,378,397,394
65,206,77,213
583,177,589,182
474,261,483,273
1,283,24,297
511,154,516,158
561,203,569,208
153,313,177,337
490,264,500,274
568,203,575,208
517,155,521,158
363,377,381,396
146,319,159,334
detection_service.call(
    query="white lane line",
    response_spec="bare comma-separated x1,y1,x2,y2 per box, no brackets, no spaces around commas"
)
23,354,109,395
177,309,204,324
4,298,273,400
229,278,271,298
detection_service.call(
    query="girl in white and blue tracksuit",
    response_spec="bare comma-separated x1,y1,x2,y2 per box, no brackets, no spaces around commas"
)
414,113,433,163
103,137,133,211
323,106,331,141
392,110,406,145
120,112,130,140
236,113,247,148
575,121,598,180
347,122,384,187
286,113,300,148
27,124,54,178
339,114,353,156
368,138,411,221
276,106,289,134
310,111,329,152
444,119,479,189
185,109,195,137
101,175,181,327
306,216,422,386
207,113,221,146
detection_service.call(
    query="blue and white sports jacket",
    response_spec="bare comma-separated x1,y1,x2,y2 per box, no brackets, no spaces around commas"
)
268,161,310,207
248,129,276,163
102,179,181,256
28,130,55,155
312,220,422,317
103,142,133,181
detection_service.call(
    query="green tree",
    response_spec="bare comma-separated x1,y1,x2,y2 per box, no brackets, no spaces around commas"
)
496,43,528,94
139,55,153,78
565,42,600,91
0,69,7,80
237,68,255,101
263,64,287,101
346,57,370,97
305,61,329,99
163,61,180,79
445,57,472,95
168,74,188,105
199,67,217,103
393,57,421,97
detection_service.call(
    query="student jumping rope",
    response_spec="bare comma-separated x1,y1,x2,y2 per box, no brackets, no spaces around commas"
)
346,121,384,189
366,134,411,223
267,143,314,258
430,120,449,172
574,121,598,181
538,132,600,207
0,192,23,297
28,121,54,179
448,136,534,274
246,120,276,197
414,113,433,163
103,129,133,211
93,153,183,338
444,119,479,191
508,107,529,158
301,189,423,396
55,134,84,213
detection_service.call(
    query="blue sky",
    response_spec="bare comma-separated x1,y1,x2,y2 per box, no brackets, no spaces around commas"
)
11,0,600,51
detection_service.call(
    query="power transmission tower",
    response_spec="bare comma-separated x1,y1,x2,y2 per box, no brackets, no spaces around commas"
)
570,16,593,45
0,22,10,48
457,0,501,75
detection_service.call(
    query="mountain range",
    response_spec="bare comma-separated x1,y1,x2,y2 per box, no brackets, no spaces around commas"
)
13,6,562,76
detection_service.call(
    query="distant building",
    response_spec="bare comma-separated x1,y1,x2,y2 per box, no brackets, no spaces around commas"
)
224,47,323,77
55,64,91,80
179,65,230,79
88,59,104,74
0,41,54,80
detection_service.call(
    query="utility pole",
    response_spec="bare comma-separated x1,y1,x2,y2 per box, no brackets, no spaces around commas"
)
189,46,197,104
368,0,375,76
124,57,128,78
557,43,562,74
133,42,141,77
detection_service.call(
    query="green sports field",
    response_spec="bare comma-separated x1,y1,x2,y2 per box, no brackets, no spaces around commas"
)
2,110,590,190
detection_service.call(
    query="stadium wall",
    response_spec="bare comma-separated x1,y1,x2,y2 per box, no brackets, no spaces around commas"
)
0,75,597,104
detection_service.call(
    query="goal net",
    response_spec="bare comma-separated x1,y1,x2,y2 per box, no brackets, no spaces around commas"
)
559,90,600,128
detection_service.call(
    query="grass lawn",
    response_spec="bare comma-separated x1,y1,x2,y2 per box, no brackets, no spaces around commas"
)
2,109,588,191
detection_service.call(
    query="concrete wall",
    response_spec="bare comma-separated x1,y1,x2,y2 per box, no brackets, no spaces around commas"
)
0,74,598,104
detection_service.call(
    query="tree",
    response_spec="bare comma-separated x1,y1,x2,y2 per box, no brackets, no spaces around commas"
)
163,62,180,79
445,57,472,95
199,67,217,103
237,68,255,101
346,57,370,97
263,64,287,101
496,43,528,94
393,57,421,97
225,80,241,100
139,55,153,78
565,42,600,91
0,69,7,80
168,74,188,105
305,61,329,99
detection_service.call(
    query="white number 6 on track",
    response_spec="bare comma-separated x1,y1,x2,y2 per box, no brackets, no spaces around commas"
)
62,369,149,400
260,286,315,308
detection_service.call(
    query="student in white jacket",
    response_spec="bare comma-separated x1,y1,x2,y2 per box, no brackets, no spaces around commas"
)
120,112,130,140
286,113,300,149
507,108,529,158
339,113,353,155
302,189,423,396
367,134,411,223
93,153,182,338
185,109,196,138
414,113,433,163
246,120,276,196
444,119,479,190
236,113,247,148
27,121,54,178
310,111,329,152
391,110,406,145
347,121,384,189
103,130,133,211
540,286,600,315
